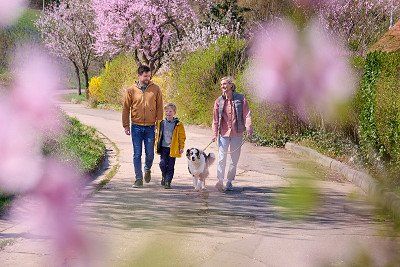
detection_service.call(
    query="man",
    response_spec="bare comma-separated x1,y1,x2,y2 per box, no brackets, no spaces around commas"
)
212,76,253,191
122,65,163,188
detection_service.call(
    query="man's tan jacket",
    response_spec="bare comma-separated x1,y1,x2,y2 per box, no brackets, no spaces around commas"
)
122,81,163,128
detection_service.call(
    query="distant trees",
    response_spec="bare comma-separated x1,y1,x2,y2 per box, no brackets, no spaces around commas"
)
37,0,96,95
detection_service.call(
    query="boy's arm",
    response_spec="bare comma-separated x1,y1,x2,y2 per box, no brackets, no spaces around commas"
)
179,124,186,152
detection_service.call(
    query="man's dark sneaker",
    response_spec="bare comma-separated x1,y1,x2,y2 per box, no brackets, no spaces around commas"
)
164,181,171,189
133,179,143,188
161,177,165,186
144,170,151,183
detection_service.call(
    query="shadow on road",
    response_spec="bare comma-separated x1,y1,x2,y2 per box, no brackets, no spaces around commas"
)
81,177,376,236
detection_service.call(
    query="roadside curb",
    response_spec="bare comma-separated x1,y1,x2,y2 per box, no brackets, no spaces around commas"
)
285,142,400,217
82,129,120,199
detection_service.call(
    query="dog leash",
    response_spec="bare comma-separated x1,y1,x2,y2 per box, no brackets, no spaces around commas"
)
202,140,214,151
203,138,246,154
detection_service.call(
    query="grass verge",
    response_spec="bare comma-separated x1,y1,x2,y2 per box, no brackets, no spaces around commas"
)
43,116,106,174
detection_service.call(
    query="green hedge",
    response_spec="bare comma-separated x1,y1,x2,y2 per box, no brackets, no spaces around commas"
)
171,36,246,125
235,71,307,146
99,53,137,105
359,51,400,177
0,9,40,70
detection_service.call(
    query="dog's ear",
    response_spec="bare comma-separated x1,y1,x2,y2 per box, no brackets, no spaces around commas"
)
196,149,201,159
186,149,190,157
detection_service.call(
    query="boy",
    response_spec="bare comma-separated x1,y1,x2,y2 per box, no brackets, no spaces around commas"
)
155,103,186,189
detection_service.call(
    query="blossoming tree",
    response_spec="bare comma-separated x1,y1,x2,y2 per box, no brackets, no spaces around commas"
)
93,0,197,74
37,0,97,96
318,0,399,55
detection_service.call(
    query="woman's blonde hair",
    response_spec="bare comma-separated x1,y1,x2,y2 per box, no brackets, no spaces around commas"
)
221,76,236,91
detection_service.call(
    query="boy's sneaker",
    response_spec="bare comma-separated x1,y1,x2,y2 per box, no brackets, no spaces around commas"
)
161,177,165,186
144,170,151,183
133,179,143,188
164,181,171,189
225,180,233,191
215,181,224,192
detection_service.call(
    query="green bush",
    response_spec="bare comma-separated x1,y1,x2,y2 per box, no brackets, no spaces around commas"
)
99,53,137,105
0,9,40,70
375,53,400,165
359,52,382,162
171,36,246,125
359,51,400,183
235,71,307,146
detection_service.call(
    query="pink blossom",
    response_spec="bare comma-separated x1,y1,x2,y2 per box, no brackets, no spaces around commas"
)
36,0,97,93
10,45,64,132
93,0,196,73
249,20,355,120
0,100,42,193
318,0,393,55
0,0,27,26
12,159,92,265
294,0,331,7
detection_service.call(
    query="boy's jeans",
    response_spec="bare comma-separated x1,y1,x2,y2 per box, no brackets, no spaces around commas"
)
217,136,243,183
131,124,155,181
159,147,176,182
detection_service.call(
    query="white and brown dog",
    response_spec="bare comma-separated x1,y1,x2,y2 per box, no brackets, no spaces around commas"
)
186,148,215,191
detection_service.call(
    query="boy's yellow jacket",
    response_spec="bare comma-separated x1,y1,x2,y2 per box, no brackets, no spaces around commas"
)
155,119,186,158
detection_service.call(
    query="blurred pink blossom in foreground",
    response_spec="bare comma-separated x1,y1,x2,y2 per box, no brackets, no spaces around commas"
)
249,20,355,120
0,44,94,265
13,160,91,264
11,46,64,132
0,0,27,26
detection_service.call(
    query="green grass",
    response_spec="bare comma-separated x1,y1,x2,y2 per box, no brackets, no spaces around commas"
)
298,130,361,165
0,193,13,215
62,93,87,104
43,116,106,173
0,71,11,87
0,238,16,251
95,102,123,111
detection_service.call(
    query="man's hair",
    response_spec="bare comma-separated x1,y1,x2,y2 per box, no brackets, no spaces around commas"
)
164,102,177,112
221,76,236,91
138,65,151,75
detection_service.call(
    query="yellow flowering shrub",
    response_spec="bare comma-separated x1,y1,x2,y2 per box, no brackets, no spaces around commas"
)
88,76,105,102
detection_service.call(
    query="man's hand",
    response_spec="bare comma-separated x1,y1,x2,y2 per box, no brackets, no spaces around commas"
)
212,136,217,142
124,127,131,135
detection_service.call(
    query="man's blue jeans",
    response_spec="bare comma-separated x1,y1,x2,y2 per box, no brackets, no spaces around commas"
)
131,124,155,181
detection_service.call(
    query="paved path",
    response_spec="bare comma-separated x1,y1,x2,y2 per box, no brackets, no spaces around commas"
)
0,103,397,266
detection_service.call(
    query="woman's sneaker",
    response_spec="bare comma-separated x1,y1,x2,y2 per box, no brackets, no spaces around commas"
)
164,181,171,189
225,180,233,191
161,177,165,186
215,181,224,192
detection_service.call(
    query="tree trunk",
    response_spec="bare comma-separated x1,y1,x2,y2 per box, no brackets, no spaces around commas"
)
72,61,82,95
83,68,89,99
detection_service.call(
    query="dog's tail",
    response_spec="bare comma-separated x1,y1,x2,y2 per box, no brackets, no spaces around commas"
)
206,152,216,165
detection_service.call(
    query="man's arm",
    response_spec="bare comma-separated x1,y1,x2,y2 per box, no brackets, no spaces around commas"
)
156,88,163,122
122,88,132,135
